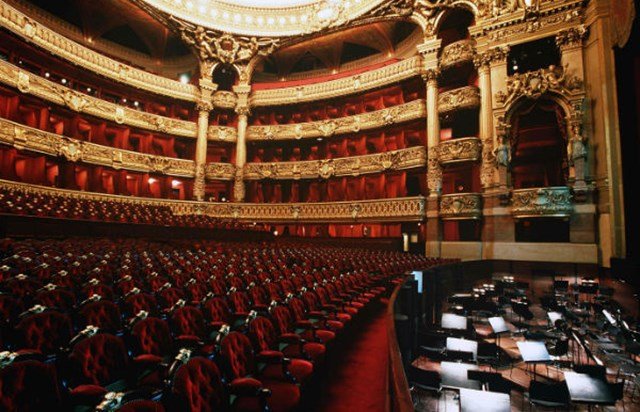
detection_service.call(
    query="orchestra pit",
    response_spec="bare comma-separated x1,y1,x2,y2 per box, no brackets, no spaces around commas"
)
0,0,639,411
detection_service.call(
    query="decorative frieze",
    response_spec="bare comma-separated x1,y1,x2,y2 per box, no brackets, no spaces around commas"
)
204,163,236,181
243,146,426,180
439,39,475,70
556,25,588,49
438,86,480,116
0,179,425,223
438,137,482,165
207,126,237,142
0,60,197,138
0,118,196,177
511,186,573,218
0,1,198,101
250,56,422,106
174,197,426,223
246,100,426,141
495,66,583,106
439,193,482,220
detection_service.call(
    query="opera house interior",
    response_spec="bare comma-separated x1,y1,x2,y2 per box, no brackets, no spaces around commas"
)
1,0,640,410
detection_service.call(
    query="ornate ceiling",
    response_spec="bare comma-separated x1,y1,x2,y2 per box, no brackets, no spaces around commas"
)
134,0,388,37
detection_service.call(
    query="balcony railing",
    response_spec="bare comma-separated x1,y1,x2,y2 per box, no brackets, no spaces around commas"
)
439,193,482,220
439,39,476,71
438,137,481,164
438,86,480,116
511,186,573,218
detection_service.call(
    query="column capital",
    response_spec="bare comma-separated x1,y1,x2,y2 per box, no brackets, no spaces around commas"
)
422,68,440,86
556,25,588,50
473,46,510,69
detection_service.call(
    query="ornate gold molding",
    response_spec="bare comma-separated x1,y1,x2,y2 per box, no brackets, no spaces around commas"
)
473,46,509,68
0,1,198,101
250,56,422,106
0,179,425,223
438,86,480,116
243,146,426,181
247,100,426,142
555,25,588,49
438,137,482,165
495,65,583,106
0,118,196,177
439,39,475,71
204,162,236,181
0,60,198,138
511,186,573,218
207,125,238,142
439,193,482,220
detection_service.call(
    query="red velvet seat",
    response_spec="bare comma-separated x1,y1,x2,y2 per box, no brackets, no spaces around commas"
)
288,296,338,341
171,357,226,412
124,293,160,317
220,332,301,412
34,288,76,311
0,359,62,412
15,310,73,355
131,317,174,362
157,287,185,310
248,316,314,383
67,333,130,407
270,305,327,363
79,300,122,333
202,296,234,329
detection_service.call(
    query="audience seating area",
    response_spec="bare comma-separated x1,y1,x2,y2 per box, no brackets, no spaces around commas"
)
0,237,444,411
0,184,264,231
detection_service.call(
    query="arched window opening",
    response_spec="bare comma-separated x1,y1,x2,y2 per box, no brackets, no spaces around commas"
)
212,64,238,91
510,100,568,189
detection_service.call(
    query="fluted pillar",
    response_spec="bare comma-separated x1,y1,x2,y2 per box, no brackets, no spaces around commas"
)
424,68,442,258
475,58,494,189
193,79,216,201
425,69,442,196
193,104,210,200
233,84,251,202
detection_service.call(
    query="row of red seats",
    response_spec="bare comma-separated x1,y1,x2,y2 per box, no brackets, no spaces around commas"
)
0,238,448,411
0,186,267,231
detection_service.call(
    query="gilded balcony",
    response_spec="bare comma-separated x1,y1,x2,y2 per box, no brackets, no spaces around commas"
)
511,187,573,218
438,137,481,165
439,40,476,71
438,86,481,116
439,193,482,220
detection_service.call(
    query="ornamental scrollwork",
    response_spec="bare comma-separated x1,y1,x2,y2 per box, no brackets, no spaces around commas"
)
438,137,482,164
556,25,588,49
511,186,573,218
212,91,238,110
438,86,480,115
246,100,425,142
495,65,583,105
0,117,197,178
439,193,482,220
205,163,236,181
174,20,279,69
242,147,426,180
439,40,475,70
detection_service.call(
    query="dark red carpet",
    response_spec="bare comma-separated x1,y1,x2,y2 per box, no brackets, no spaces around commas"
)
312,304,389,412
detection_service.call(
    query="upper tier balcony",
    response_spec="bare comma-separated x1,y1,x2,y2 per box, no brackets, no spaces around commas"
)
438,137,481,165
439,193,482,220
511,186,573,218
438,86,480,116
439,40,476,71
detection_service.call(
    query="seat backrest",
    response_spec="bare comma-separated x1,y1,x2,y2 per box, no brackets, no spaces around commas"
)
202,297,231,323
69,333,129,387
271,306,294,335
80,300,122,332
228,291,251,313
171,306,205,338
34,289,76,311
172,357,225,412
124,293,159,317
132,317,173,357
0,360,61,412
220,332,255,379
0,294,22,325
248,316,278,352
288,298,307,321
16,310,73,355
